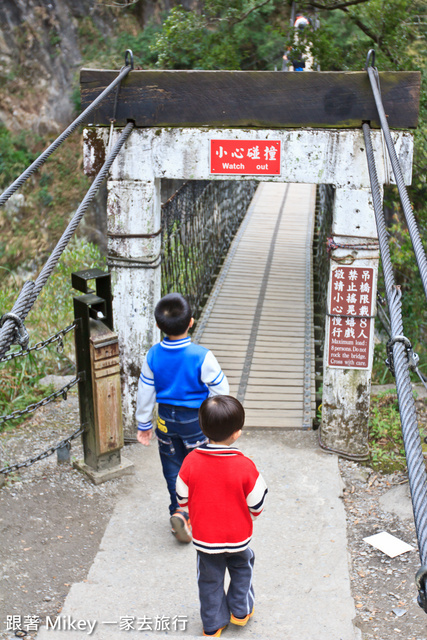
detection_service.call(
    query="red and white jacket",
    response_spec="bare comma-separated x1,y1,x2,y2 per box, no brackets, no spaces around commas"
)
176,443,268,554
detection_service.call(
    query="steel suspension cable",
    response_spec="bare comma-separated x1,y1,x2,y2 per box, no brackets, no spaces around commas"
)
0,53,133,208
0,121,134,361
363,121,427,610
365,50,427,301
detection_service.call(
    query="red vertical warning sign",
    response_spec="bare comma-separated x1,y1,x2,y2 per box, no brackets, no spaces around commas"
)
328,266,375,370
210,140,281,175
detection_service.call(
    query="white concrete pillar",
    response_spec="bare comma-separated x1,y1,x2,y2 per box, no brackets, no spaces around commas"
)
106,179,161,434
320,187,380,457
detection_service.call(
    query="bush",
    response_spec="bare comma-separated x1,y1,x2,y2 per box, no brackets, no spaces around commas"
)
368,391,406,473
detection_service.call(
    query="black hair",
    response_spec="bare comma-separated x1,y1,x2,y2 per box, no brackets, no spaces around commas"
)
199,396,245,442
155,293,192,336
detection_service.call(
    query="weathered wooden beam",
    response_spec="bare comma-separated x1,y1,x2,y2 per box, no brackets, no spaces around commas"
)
80,70,420,130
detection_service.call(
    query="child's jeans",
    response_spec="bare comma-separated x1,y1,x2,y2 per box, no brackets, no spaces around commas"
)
196,548,255,634
156,403,207,515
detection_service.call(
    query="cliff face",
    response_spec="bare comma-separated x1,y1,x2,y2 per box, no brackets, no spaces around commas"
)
1,0,91,132
0,0,193,266
0,0,172,133
0,0,199,134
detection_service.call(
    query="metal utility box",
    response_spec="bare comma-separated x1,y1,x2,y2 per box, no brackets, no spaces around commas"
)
72,268,133,483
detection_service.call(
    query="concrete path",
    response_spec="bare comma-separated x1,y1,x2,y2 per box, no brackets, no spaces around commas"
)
37,431,360,640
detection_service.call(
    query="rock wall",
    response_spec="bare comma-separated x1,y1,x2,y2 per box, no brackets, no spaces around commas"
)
1,0,92,132
0,0,193,134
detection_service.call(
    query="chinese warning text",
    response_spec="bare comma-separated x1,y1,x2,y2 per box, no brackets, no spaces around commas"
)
328,266,374,369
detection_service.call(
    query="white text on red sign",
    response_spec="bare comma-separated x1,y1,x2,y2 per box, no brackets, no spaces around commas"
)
328,266,375,370
210,140,281,175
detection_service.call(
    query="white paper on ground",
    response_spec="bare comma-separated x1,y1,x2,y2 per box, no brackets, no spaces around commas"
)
363,531,415,558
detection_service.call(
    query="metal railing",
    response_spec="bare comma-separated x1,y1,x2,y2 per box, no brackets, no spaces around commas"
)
161,180,257,322
312,184,334,402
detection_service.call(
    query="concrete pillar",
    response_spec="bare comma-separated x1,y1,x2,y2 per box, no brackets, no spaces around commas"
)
106,179,161,434
320,187,380,457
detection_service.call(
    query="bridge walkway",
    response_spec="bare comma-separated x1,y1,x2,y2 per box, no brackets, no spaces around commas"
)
194,181,316,428
36,183,360,640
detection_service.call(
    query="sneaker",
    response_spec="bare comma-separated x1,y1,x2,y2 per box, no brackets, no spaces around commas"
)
203,625,227,637
230,607,254,626
170,509,192,543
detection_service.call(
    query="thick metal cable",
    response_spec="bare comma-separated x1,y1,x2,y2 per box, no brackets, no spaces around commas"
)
366,57,427,301
0,122,134,360
0,63,131,208
363,122,427,601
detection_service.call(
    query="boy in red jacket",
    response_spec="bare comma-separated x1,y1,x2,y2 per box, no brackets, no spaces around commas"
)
176,396,268,637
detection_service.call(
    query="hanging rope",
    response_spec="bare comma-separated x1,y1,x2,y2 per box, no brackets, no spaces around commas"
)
0,51,133,208
365,50,427,301
0,121,134,361
363,120,427,612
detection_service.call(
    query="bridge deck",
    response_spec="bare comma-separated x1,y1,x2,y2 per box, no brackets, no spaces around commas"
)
194,182,316,428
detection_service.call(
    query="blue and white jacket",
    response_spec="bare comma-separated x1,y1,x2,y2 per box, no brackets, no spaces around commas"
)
136,337,229,431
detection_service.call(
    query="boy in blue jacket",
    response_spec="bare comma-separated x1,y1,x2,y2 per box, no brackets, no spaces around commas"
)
136,293,229,543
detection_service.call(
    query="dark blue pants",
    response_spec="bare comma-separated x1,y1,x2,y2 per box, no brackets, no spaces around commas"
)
197,548,255,634
156,404,207,515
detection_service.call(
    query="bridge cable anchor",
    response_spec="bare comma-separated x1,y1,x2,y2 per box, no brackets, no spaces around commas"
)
0,312,29,350
364,49,376,70
125,49,134,69
385,335,419,377
416,566,427,612
107,50,134,155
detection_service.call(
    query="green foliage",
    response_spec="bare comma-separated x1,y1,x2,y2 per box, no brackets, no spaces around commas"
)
151,1,286,70
0,126,39,190
30,238,105,343
372,207,427,384
114,20,163,67
74,14,163,71
0,131,92,272
0,239,105,430
368,391,406,472
77,17,107,61
388,217,427,347
298,0,427,386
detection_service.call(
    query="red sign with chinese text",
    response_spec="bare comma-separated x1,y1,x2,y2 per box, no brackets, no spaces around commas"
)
327,266,375,370
210,140,281,175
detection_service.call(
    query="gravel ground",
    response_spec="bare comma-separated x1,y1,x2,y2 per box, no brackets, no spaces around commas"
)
340,458,427,640
1,380,427,639
0,382,136,640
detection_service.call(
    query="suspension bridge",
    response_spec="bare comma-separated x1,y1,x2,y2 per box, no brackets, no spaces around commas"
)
1,50,427,638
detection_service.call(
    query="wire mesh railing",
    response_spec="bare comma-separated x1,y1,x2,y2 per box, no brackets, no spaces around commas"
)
161,180,258,323
312,184,334,410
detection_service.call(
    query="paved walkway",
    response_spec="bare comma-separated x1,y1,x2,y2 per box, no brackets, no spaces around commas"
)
37,184,360,640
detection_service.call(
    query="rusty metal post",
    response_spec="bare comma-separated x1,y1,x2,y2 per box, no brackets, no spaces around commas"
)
72,268,134,484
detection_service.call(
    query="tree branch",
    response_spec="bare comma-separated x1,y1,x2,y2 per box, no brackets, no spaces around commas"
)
339,7,400,66
301,0,371,10
95,0,140,7
302,0,401,66
208,0,274,27
230,0,273,25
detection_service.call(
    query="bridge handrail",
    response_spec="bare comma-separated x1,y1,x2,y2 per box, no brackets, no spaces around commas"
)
363,116,427,613
365,50,427,301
